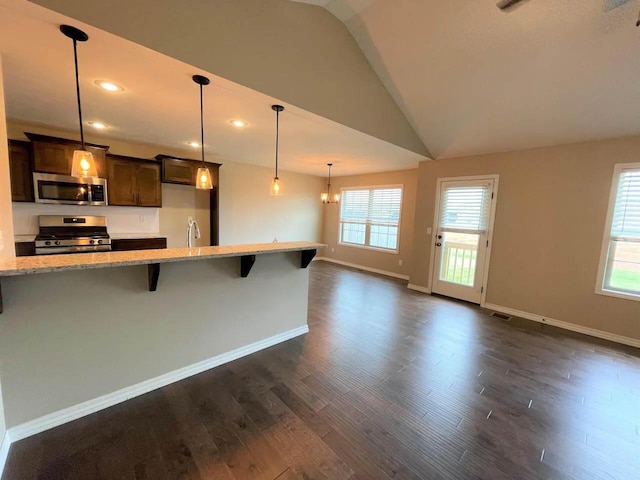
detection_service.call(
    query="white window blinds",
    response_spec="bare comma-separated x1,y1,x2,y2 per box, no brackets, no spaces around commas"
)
339,187,403,251
611,168,640,239
340,188,402,226
439,183,493,232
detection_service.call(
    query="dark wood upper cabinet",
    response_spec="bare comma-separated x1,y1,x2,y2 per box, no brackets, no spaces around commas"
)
136,162,162,207
106,155,162,207
157,154,221,187
25,133,109,178
8,140,34,202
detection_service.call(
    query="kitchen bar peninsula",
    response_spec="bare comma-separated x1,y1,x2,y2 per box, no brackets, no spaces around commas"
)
0,241,324,440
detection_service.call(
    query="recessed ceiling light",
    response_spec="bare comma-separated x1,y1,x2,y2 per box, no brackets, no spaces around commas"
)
230,120,247,128
95,80,124,92
187,141,200,148
88,121,107,129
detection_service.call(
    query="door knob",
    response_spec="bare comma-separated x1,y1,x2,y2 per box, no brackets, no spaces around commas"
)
436,242,442,247
437,235,442,239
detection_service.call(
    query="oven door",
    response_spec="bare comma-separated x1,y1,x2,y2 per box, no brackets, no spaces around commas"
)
33,173,108,206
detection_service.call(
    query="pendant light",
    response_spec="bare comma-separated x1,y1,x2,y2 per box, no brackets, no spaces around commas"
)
321,163,340,204
192,75,213,190
61,25,97,178
270,105,284,196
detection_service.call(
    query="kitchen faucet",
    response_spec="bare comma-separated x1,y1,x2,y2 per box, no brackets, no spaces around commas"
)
187,217,200,248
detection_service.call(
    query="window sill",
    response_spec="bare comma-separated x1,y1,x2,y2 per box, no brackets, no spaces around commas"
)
595,288,640,303
338,242,399,255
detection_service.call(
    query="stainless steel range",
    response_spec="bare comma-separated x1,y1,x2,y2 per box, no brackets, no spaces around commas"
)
35,215,112,255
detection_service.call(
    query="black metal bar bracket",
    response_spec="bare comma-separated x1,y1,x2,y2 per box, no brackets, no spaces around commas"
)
301,249,317,269
148,264,160,291
240,255,256,278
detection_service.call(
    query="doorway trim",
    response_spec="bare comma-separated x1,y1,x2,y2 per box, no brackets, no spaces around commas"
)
426,174,500,306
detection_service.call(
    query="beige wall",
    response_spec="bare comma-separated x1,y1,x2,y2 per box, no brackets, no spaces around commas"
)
0,60,15,257
31,0,428,157
220,161,325,245
412,136,640,341
321,169,417,277
0,56,12,454
7,121,324,247
0,253,310,428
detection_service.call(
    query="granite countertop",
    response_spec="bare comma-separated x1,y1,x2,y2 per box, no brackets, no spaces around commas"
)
110,233,167,240
0,242,325,276
14,235,36,243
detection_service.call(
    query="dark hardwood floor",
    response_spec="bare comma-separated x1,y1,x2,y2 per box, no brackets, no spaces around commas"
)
4,261,640,479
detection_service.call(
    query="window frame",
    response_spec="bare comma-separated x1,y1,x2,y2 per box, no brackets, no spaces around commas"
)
595,162,640,302
338,184,403,254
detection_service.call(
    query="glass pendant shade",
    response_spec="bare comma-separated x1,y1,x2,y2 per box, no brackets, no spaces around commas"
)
196,167,213,190
321,163,339,204
71,150,97,177
270,177,282,196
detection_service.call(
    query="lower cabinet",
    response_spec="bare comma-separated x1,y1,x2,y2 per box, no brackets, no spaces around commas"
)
14,242,36,257
111,238,167,251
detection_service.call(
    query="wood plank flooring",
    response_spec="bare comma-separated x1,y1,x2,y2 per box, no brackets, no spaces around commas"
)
4,261,640,479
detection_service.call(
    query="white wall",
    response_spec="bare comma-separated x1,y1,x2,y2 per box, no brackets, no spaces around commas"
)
12,203,160,236
219,161,325,245
159,184,210,248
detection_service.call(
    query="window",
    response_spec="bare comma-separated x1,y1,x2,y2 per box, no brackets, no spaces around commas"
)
596,163,640,300
339,186,403,252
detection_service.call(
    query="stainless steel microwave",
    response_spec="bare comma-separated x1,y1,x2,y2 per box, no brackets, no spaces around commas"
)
33,173,108,206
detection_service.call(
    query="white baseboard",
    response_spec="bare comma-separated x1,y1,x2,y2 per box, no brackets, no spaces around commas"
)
407,283,431,294
315,257,409,281
7,325,309,444
0,430,11,480
483,303,640,349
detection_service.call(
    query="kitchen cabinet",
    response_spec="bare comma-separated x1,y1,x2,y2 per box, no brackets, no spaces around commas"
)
15,241,36,257
25,133,109,178
157,154,221,187
158,155,199,185
8,140,34,202
106,155,162,207
111,237,167,251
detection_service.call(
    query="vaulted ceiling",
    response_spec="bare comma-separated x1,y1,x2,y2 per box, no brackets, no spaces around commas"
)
295,0,640,159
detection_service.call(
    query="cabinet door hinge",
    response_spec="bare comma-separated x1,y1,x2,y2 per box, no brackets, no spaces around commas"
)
481,286,484,293
486,240,489,247
491,192,494,199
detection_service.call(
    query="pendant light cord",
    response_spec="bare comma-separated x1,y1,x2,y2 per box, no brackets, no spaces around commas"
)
72,39,85,150
328,164,332,195
275,109,280,179
199,83,205,167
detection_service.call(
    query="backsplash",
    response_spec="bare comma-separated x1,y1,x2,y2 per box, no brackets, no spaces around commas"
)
12,203,160,235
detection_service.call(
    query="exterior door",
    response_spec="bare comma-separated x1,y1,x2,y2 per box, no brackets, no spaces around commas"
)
431,177,497,304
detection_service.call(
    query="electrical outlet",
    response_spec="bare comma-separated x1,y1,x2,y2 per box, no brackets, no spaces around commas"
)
331,247,335,253
139,216,145,223
399,259,403,266
427,227,432,234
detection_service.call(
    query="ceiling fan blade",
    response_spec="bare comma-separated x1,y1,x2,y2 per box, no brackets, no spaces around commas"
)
496,0,525,10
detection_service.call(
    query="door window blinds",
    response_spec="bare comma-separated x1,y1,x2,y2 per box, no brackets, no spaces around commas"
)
439,183,493,232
